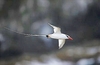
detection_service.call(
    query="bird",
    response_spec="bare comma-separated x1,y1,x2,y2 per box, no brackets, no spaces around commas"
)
46,23,73,49
5,23,73,49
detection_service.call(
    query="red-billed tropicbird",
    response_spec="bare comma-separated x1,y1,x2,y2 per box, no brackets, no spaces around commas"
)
5,23,73,49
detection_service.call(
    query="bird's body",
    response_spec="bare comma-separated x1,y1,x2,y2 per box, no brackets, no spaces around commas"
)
6,23,73,49
47,33,68,39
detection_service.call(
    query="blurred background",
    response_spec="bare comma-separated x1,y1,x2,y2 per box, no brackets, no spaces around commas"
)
0,0,100,65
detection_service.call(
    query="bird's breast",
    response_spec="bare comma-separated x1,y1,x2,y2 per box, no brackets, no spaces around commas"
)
48,34,68,39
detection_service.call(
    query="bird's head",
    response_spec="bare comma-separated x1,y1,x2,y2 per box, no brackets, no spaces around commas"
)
66,35,73,40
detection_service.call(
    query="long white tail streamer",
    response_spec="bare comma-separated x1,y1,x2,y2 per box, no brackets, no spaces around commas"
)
4,27,46,37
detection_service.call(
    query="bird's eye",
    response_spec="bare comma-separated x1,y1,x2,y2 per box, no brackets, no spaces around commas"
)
67,35,69,37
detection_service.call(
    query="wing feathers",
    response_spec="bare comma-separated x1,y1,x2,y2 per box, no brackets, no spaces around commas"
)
48,23,61,33
58,39,65,49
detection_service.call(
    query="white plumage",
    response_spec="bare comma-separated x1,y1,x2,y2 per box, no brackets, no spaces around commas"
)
47,23,73,49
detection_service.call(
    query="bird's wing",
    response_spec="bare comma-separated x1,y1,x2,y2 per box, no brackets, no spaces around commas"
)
58,39,65,49
48,23,61,33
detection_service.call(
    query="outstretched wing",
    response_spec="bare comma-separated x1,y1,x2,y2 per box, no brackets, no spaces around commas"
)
58,39,65,49
48,23,61,33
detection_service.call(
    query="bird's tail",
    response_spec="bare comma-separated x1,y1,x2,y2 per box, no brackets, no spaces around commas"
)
4,27,46,37
25,34,46,37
